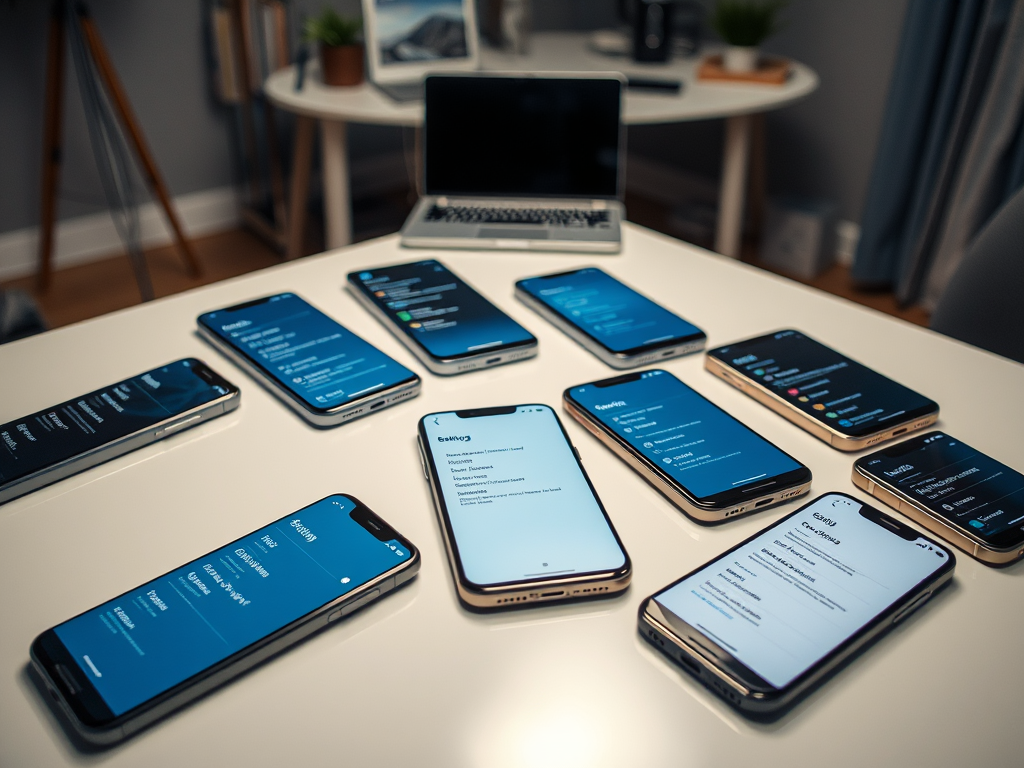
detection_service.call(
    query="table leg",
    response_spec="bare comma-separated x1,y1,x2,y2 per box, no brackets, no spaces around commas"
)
320,120,351,249
286,115,314,260
715,113,753,259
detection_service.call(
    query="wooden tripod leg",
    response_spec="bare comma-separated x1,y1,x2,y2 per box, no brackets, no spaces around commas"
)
286,115,315,260
38,1,66,291
77,10,202,277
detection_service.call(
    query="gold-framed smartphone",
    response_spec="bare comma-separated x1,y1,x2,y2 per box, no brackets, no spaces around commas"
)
705,330,938,451
562,369,811,523
417,404,631,609
853,431,1024,566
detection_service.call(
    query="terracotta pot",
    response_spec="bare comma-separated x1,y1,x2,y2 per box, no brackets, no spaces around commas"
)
320,43,364,86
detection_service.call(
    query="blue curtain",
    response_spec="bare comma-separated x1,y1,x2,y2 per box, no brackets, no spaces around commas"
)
852,0,1024,307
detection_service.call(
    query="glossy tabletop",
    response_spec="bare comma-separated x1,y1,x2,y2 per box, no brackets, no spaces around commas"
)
264,31,818,126
1,225,1020,767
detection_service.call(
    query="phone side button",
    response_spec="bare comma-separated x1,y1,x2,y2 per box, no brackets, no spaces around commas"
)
156,414,202,436
892,592,931,625
340,589,381,617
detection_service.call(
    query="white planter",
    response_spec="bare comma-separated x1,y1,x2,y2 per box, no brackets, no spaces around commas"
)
723,45,759,73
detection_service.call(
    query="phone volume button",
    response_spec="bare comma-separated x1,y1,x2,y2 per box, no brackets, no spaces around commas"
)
156,414,202,436
893,592,931,625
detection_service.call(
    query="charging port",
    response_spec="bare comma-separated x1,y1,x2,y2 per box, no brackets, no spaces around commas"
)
755,498,774,507
539,590,564,598
486,357,501,364
370,401,386,410
676,652,701,675
892,427,907,436
662,350,674,356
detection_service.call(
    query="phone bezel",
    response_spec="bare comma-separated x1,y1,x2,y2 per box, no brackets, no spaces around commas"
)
515,267,707,359
0,359,239,505
563,370,811,514
705,330,939,446
853,431,1024,555
30,493,420,742
640,491,956,712
197,293,421,417
346,260,538,366
417,404,632,600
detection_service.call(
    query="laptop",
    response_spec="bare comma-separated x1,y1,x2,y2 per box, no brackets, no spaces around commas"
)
400,73,626,253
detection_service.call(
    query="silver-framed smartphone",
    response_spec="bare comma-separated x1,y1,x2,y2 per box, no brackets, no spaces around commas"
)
853,431,1024,566
515,266,706,368
563,369,811,523
0,358,239,505
197,292,420,427
705,330,939,451
30,494,420,745
417,403,631,609
347,259,538,375
639,492,955,717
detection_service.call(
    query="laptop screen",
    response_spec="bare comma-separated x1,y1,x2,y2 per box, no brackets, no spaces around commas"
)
424,75,622,199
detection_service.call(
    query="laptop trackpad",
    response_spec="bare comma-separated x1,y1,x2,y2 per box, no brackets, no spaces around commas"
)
479,227,550,240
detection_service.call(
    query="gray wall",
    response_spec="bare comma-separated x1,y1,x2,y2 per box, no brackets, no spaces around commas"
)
0,0,907,235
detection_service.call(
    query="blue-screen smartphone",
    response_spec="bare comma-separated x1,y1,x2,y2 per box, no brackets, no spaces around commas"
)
347,260,538,375
640,492,955,715
417,404,631,609
197,293,420,426
0,359,239,505
563,370,811,522
515,267,706,368
31,494,420,745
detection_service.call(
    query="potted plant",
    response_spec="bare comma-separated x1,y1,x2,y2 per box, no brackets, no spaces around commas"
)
711,0,786,73
304,8,364,86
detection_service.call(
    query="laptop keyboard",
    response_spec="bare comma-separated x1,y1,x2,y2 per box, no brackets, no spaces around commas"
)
426,205,610,227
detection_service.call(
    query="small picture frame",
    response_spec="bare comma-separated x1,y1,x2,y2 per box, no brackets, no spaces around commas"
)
361,0,479,85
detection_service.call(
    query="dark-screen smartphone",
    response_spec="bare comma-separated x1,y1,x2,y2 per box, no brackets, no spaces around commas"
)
706,330,938,450
0,358,238,505
563,370,811,522
347,260,537,374
31,494,419,745
854,431,1024,565
197,293,420,426
640,492,955,716
516,267,706,368
417,404,631,608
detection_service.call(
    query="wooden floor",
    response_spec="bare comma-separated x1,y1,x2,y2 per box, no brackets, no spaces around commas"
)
2,195,928,332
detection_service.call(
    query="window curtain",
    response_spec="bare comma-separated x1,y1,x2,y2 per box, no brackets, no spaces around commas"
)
851,0,1024,309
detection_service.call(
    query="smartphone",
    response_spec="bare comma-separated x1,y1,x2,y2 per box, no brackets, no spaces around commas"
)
31,494,419,745
515,267,706,368
197,293,420,427
417,404,631,609
347,260,538,375
705,330,938,451
0,359,238,505
853,432,1024,566
563,370,811,523
639,492,955,716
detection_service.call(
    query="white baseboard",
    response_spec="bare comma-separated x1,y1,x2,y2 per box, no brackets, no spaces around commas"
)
0,149,413,284
0,186,242,283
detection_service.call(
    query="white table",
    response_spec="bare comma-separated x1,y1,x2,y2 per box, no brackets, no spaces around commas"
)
2,226,1021,767
264,31,818,259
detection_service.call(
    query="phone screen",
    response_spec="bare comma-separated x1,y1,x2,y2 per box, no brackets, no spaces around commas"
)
517,267,704,355
420,405,627,587
0,359,230,490
861,432,1024,549
653,494,950,689
708,331,936,438
198,293,417,411
349,260,535,360
567,370,807,503
49,495,411,718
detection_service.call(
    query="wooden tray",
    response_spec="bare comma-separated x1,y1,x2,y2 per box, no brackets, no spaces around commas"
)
697,54,790,85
